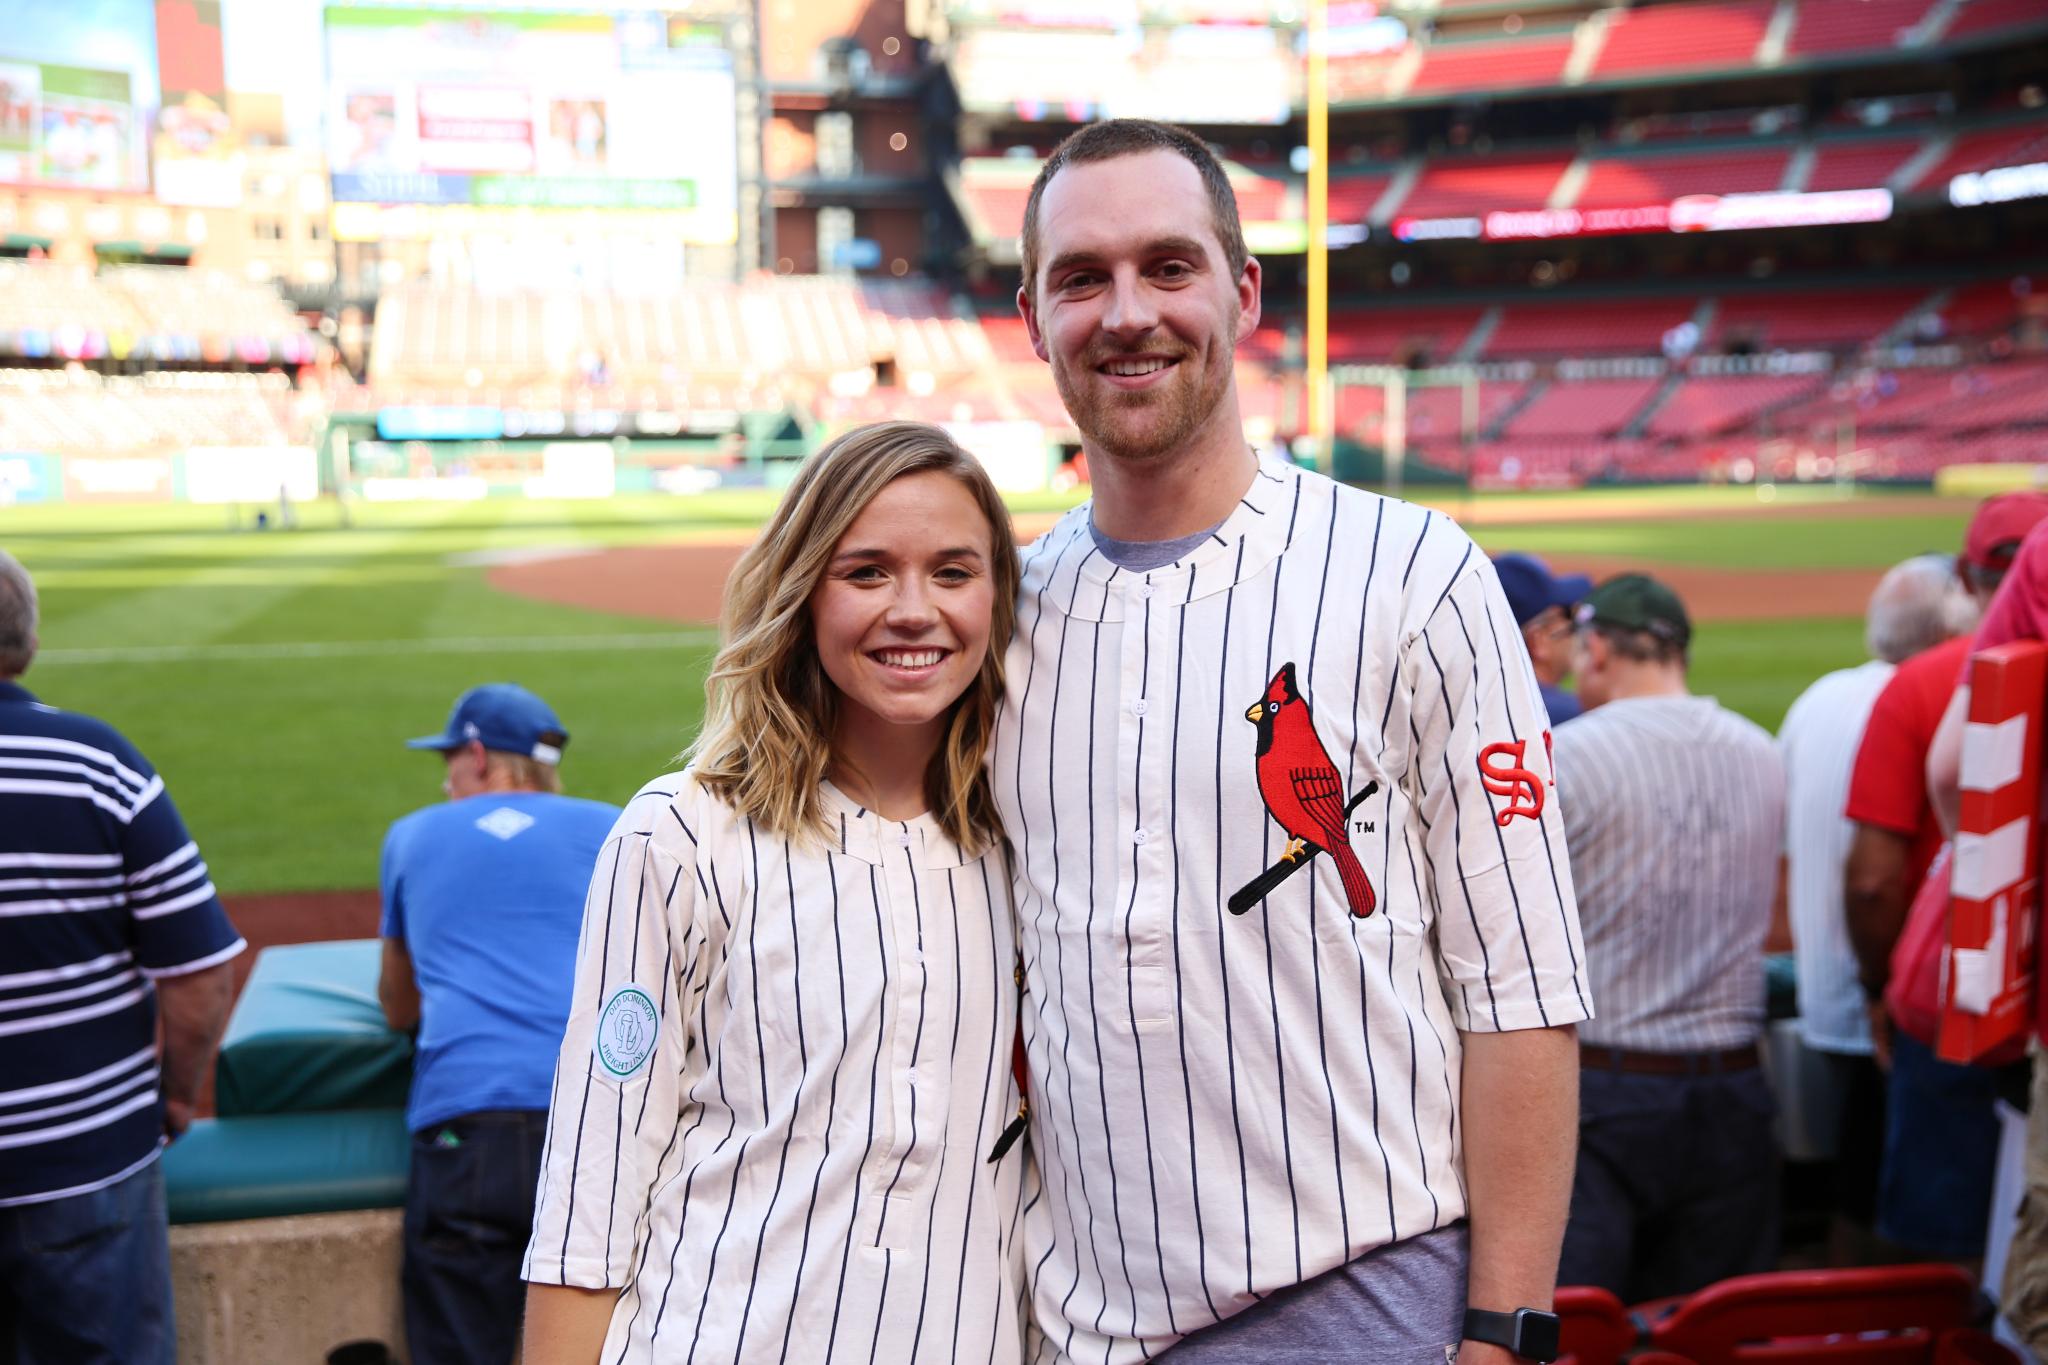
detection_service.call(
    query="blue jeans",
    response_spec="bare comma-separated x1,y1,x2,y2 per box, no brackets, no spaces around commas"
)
0,1157,174,1364
1877,1032,2008,1259
1559,1063,1781,1301
403,1109,550,1365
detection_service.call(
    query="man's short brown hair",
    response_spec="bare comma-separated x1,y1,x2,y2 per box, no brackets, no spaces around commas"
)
1019,119,1249,301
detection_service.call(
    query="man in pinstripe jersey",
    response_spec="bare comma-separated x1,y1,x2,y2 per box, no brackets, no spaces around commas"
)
1551,575,1786,1299
995,119,1590,1364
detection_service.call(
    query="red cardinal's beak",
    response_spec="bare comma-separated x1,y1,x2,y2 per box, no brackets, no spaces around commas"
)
1245,702,1263,723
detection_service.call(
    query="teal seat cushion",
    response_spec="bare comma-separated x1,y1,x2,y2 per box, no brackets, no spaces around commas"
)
163,1109,409,1224
215,940,413,1117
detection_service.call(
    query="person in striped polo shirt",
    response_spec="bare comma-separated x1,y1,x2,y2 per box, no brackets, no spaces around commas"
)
1551,574,1786,1299
1000,120,1589,1365
0,548,244,1363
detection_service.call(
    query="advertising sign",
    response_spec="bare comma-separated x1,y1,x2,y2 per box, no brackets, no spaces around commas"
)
323,7,738,245
63,456,174,503
1389,188,1894,244
0,0,159,192
181,447,320,504
153,0,240,207
0,454,58,505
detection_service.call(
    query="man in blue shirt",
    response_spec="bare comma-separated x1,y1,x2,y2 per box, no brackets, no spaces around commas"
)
1494,551,1593,725
376,683,619,1365
0,550,243,1364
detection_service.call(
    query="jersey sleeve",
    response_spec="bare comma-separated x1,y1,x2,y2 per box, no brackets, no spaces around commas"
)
378,819,407,942
118,743,243,979
1843,671,1924,836
525,778,706,1289
1402,555,1591,1034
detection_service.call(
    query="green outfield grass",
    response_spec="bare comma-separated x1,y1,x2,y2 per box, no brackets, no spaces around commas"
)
4,484,1968,895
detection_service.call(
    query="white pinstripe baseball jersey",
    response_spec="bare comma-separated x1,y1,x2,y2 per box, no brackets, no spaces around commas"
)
1779,661,1892,1054
991,457,1591,1363
524,772,1028,1364
1552,695,1784,1053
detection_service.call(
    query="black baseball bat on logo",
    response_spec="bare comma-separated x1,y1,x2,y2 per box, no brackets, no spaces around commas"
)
1227,783,1377,916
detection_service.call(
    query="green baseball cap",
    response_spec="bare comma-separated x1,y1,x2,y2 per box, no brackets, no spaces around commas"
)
1575,573,1691,649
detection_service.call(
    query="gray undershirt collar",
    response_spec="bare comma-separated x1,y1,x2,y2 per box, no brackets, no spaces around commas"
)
1088,517,1226,573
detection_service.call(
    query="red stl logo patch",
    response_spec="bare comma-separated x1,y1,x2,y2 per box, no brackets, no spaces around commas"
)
1477,733,1553,826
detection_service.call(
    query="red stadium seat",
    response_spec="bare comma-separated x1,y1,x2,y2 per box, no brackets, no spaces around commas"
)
1556,1285,1636,1365
1484,299,1697,358
1943,0,2048,41
1934,1329,2024,1364
1708,288,1928,351
1908,122,2048,191
1591,1,1775,76
1408,34,1576,95
1803,136,1926,192
1644,1264,1975,1364
1574,147,1790,210
1786,0,1935,55
1394,154,1573,219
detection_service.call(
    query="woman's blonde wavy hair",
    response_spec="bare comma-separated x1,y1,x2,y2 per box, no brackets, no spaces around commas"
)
686,421,1020,854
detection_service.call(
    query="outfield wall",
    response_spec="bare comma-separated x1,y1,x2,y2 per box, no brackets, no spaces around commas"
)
0,447,317,506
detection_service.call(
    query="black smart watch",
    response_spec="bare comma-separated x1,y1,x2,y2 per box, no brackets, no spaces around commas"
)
1462,1307,1562,1362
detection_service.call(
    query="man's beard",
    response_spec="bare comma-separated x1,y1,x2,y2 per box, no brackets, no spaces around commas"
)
1052,341,1231,464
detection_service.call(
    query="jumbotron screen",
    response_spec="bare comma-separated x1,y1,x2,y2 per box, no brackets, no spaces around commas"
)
322,5,738,245
0,0,160,194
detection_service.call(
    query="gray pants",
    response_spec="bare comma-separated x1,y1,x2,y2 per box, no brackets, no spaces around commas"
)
1158,1222,1468,1364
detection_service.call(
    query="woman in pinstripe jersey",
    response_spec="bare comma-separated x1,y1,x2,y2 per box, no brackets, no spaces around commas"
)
520,422,1034,1364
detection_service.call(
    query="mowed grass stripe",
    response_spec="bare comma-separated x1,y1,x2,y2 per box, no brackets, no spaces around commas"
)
1468,511,1970,570
33,631,718,665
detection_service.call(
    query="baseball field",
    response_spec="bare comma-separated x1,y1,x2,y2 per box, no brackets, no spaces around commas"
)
5,481,1973,898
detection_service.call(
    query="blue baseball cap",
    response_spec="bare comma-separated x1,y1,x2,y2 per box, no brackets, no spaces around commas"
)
406,683,568,764
1493,553,1593,628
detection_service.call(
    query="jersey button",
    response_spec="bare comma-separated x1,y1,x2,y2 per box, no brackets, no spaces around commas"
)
1139,583,1156,598
1133,828,1148,845
1132,699,1149,717
896,830,912,847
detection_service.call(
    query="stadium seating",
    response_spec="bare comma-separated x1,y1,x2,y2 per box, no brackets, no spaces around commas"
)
1573,147,1791,209
1589,1,1775,78
1785,0,1935,56
1932,276,2041,338
1644,373,1825,439
1942,0,2048,42
1909,121,2048,189
1328,305,1484,363
1644,1263,1975,1362
1803,135,1926,191
1328,174,1391,225
1393,153,1573,219
0,370,298,456
1407,34,1576,95
1708,288,1929,351
0,261,317,364
368,277,991,392
1484,299,1697,358
1503,377,1664,438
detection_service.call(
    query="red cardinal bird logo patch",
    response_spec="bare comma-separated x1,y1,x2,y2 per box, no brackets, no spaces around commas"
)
1231,662,1378,919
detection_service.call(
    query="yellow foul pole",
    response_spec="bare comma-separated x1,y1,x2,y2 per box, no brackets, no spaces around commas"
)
1306,0,1330,469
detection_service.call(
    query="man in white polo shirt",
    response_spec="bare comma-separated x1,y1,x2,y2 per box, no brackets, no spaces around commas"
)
1777,554,1964,1262
994,119,1589,1365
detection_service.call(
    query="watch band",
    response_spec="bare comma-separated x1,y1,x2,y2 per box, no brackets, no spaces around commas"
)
1462,1306,1562,1362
